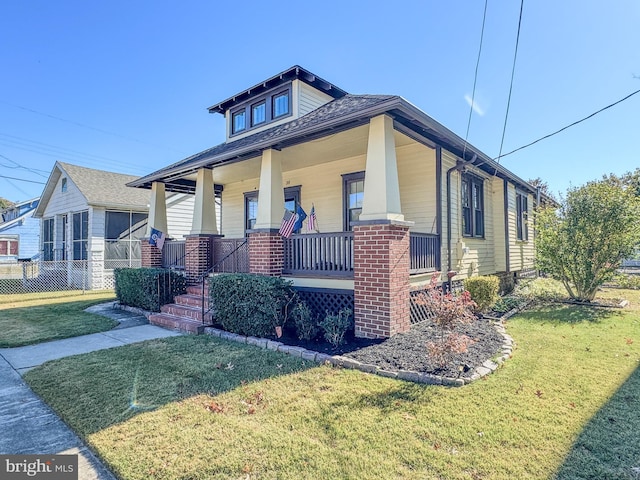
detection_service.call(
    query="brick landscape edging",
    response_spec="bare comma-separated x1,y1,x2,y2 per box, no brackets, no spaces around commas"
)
203,321,516,387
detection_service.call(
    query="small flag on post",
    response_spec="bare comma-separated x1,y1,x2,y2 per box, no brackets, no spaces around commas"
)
307,204,318,232
149,228,166,250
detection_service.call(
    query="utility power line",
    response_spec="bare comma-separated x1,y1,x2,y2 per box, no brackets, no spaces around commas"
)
494,87,640,161
0,99,187,155
462,0,489,162
496,0,525,163
0,174,46,184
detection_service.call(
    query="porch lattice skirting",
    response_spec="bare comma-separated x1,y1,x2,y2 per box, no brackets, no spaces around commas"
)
294,287,354,320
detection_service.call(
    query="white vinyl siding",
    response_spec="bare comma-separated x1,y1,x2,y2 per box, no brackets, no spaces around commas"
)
298,81,334,117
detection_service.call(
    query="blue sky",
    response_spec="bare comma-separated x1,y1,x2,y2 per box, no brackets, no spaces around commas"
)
1,0,638,202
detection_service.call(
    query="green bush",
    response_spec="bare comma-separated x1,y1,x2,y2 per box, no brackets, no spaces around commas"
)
319,308,353,347
114,268,187,312
513,277,567,302
209,274,296,338
464,275,500,312
612,273,640,290
292,301,319,341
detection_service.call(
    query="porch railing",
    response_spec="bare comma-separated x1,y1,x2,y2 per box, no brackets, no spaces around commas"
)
163,240,186,269
283,232,354,277
213,238,249,273
409,232,440,274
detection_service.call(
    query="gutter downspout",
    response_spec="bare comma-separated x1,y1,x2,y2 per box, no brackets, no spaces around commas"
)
446,154,477,292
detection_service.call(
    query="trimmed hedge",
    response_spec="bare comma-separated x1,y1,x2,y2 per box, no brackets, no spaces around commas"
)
464,275,500,312
209,273,296,338
114,268,187,312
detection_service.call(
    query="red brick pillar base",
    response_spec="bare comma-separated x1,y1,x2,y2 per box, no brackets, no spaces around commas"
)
185,235,217,284
141,239,162,268
248,230,283,276
353,221,411,339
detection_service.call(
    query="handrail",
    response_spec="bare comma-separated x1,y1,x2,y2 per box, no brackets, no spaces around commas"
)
198,238,248,325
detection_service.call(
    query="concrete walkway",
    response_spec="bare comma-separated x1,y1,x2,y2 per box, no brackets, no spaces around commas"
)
0,304,182,479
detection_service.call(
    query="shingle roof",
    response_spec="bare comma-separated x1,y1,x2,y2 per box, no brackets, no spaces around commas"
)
58,162,150,208
130,94,398,187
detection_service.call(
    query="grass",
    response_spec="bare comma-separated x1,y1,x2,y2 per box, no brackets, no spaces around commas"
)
24,288,640,479
0,290,117,347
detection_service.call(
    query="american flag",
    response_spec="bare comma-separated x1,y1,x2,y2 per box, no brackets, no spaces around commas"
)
307,204,318,232
279,210,297,238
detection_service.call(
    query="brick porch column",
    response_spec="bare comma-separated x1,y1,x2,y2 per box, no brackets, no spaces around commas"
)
185,234,217,284
248,230,283,276
353,220,411,339
141,240,163,268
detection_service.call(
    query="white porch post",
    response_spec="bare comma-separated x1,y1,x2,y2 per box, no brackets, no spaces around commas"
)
359,114,404,222
254,148,285,230
190,168,218,235
147,181,168,235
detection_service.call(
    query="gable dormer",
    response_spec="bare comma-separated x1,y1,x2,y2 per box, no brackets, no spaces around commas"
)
208,65,348,142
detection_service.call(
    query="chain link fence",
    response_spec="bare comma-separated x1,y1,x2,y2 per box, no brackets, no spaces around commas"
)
0,259,136,294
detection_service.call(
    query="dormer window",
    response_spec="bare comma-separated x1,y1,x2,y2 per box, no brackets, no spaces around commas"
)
251,101,266,126
228,84,292,137
272,91,290,118
232,110,246,134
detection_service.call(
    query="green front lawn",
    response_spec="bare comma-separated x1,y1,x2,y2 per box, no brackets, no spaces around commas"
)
0,291,117,347
24,289,640,479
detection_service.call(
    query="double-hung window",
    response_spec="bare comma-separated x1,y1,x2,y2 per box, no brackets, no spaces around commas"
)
461,173,484,238
516,191,529,241
343,172,365,231
72,211,88,260
43,218,54,261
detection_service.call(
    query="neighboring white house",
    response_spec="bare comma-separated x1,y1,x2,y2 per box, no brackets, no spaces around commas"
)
33,162,196,289
0,198,41,263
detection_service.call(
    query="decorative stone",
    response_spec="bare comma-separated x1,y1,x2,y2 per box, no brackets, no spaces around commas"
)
266,340,282,351
301,350,317,362
482,360,499,372
397,370,422,383
358,363,378,374
475,366,492,377
377,369,398,379
204,327,222,337
245,336,260,346
314,353,333,364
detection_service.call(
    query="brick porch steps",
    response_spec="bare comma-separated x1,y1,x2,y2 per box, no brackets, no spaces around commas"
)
148,313,207,334
148,283,214,334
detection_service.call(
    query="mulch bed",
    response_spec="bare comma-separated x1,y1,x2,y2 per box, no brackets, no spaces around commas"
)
277,317,505,378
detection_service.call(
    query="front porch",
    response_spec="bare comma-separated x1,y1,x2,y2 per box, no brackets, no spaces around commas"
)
139,114,444,339
160,231,440,279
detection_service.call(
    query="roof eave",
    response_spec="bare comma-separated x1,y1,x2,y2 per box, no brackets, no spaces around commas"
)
128,96,406,190
207,65,348,115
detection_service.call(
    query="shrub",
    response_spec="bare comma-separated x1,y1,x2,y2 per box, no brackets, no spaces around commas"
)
464,275,500,312
292,301,319,341
320,308,353,347
427,333,474,368
114,268,187,312
209,274,296,338
491,295,526,314
612,273,640,290
513,277,567,303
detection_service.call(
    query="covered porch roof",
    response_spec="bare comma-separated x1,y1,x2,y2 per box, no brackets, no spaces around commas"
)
128,94,547,201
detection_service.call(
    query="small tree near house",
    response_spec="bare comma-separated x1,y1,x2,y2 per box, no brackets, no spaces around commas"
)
415,273,477,368
536,179,640,302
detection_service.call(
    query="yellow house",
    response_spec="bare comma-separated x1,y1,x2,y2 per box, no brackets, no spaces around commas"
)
129,66,549,339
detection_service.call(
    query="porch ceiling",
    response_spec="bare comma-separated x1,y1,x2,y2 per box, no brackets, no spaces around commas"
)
177,126,417,186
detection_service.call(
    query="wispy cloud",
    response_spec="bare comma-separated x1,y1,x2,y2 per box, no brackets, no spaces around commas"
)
464,94,485,116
